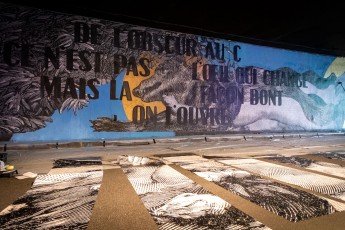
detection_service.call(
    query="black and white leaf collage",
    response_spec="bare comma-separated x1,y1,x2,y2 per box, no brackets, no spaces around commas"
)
2,153,345,229
163,155,345,222
218,158,345,202
0,158,103,230
119,155,269,229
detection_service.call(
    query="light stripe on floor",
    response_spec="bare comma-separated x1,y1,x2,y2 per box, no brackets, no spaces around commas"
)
218,158,345,202
88,168,158,230
119,155,268,229
163,155,345,223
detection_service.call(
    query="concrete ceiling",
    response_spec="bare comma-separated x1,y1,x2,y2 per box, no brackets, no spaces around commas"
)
6,1,345,56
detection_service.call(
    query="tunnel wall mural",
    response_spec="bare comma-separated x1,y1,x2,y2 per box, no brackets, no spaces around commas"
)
1,2,345,142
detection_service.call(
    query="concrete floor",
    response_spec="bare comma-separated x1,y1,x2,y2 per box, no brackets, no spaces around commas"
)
4,133,345,174
1,132,345,229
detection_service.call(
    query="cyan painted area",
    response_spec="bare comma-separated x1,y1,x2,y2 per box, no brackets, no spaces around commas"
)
236,42,335,76
2,2,344,142
10,42,339,142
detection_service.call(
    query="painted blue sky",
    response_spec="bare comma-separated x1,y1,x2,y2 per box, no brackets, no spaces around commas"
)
12,41,336,142
236,42,334,76
12,72,174,142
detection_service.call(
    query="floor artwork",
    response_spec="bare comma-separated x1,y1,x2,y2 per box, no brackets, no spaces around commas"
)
312,151,345,161
0,158,103,230
119,156,269,230
265,156,345,178
218,158,345,202
163,155,345,222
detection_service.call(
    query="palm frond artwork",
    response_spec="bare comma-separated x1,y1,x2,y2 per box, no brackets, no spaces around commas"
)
0,3,203,140
0,62,59,140
59,97,89,115
2,2,341,140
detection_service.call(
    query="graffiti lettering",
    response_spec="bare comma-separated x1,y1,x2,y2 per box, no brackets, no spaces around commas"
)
236,67,257,85
41,76,99,99
200,85,244,105
44,47,103,73
74,22,101,44
250,89,283,105
114,28,198,57
110,80,132,101
113,54,150,76
192,65,254,84
166,106,232,126
132,106,157,124
3,42,32,67
192,63,232,82
263,70,307,88
205,42,224,60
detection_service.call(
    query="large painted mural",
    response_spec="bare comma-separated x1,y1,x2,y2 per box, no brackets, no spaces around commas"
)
0,3,345,142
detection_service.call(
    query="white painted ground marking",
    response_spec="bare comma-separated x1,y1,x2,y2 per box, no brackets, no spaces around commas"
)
303,146,322,149
194,145,238,151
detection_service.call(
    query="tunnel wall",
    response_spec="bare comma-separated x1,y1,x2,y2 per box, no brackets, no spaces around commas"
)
0,2,344,142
